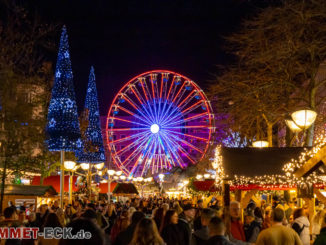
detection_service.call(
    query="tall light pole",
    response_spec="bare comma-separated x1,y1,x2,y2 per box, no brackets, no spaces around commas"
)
64,161,76,204
107,169,116,203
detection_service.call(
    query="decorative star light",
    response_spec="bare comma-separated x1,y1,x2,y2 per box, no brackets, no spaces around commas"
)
66,99,74,108
87,88,92,93
91,131,98,138
49,118,56,128
100,153,105,159
76,138,82,148
56,71,61,78
64,51,70,58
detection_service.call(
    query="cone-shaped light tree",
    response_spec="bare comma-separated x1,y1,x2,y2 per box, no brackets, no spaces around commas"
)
46,26,81,207
77,67,106,197
77,66,105,164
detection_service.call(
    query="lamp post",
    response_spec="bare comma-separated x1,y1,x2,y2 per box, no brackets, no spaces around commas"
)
107,169,116,203
64,161,76,204
134,177,153,197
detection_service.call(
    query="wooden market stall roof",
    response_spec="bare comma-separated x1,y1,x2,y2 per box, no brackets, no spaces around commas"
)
113,183,138,195
222,147,306,178
294,145,326,178
4,184,57,196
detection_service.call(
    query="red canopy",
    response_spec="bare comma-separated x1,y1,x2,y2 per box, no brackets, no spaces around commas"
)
31,176,117,193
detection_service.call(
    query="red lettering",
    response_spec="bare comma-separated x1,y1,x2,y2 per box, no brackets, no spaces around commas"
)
9,227,20,239
0,228,8,239
31,228,38,239
22,228,31,239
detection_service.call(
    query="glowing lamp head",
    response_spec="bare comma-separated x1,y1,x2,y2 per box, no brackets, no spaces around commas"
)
150,124,160,134
80,163,90,170
291,109,317,129
64,161,76,170
252,141,269,148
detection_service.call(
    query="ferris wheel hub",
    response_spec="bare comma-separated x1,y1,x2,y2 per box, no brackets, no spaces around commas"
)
150,124,160,134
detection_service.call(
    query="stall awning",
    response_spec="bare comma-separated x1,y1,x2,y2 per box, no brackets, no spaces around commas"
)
4,184,57,196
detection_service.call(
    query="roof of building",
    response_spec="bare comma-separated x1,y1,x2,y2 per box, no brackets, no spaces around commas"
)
222,147,306,178
112,183,138,195
4,184,57,196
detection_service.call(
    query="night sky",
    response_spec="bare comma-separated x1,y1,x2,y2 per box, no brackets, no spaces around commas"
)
31,0,269,115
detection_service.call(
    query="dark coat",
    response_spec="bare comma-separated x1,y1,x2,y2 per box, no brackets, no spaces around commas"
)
314,227,326,245
178,212,192,245
206,235,235,245
113,224,136,245
161,224,183,245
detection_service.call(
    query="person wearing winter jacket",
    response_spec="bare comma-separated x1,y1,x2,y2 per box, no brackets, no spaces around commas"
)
292,208,310,245
245,207,263,243
314,212,326,245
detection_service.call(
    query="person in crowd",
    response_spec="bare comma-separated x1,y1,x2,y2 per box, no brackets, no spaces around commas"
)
153,207,165,233
178,203,195,245
255,208,302,245
314,211,326,245
206,216,235,245
113,211,145,245
81,209,98,224
292,208,310,245
105,203,117,234
245,207,263,243
110,210,130,243
192,208,215,244
20,201,27,212
130,218,165,245
262,208,271,230
0,207,22,245
229,201,246,242
173,201,183,215
161,209,183,245
194,199,204,231
51,200,59,212
55,207,65,226
312,209,325,240
59,218,105,245
39,213,62,245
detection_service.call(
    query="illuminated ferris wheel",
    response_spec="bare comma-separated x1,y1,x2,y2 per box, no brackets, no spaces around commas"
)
106,70,214,177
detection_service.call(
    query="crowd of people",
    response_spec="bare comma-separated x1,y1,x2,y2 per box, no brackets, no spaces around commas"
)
0,196,326,245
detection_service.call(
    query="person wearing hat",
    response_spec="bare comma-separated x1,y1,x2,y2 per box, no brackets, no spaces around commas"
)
178,204,195,245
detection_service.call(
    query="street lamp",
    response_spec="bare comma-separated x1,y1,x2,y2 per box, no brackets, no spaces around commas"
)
291,109,317,129
80,163,90,170
285,119,302,133
252,140,269,148
64,161,76,204
116,171,122,176
95,162,104,170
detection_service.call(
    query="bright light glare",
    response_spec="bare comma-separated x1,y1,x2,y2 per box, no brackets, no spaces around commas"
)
150,124,160,134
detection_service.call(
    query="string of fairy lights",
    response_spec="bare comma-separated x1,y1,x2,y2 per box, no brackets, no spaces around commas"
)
209,133,326,188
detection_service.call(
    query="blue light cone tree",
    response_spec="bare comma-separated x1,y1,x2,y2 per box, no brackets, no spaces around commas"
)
46,26,81,207
77,66,105,164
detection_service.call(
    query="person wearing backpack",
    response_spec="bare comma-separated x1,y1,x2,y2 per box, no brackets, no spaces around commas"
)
292,208,310,245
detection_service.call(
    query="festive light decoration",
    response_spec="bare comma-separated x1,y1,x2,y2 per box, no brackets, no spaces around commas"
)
46,26,81,151
77,67,106,163
106,70,214,177
211,145,226,186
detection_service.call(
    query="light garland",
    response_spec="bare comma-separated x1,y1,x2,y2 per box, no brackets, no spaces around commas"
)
212,145,226,186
